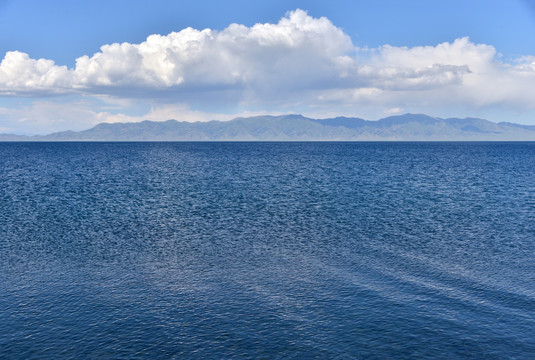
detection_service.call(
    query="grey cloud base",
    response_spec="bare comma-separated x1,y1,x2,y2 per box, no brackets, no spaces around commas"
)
2,114,535,141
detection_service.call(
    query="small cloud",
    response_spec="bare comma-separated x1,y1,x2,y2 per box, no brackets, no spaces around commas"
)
384,107,403,115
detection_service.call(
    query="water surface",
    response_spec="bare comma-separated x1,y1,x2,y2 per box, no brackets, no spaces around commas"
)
1,142,534,358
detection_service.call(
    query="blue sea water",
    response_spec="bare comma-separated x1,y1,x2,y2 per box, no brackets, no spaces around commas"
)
0,142,534,359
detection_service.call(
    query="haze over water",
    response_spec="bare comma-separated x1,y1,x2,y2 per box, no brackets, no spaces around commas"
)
1,142,534,358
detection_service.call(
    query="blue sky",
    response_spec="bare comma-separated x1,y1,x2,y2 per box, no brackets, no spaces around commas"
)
1,0,535,134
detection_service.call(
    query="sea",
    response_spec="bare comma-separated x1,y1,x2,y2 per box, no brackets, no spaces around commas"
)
0,142,534,359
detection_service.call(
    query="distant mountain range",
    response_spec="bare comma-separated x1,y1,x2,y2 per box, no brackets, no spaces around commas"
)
2,114,535,141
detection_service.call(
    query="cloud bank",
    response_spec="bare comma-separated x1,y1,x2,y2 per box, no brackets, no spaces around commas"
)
1,9,535,133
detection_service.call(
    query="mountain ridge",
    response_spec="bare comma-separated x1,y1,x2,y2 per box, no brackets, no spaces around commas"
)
2,113,535,141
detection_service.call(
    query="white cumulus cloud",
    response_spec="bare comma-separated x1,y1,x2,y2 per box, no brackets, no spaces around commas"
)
0,51,73,94
1,10,353,96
